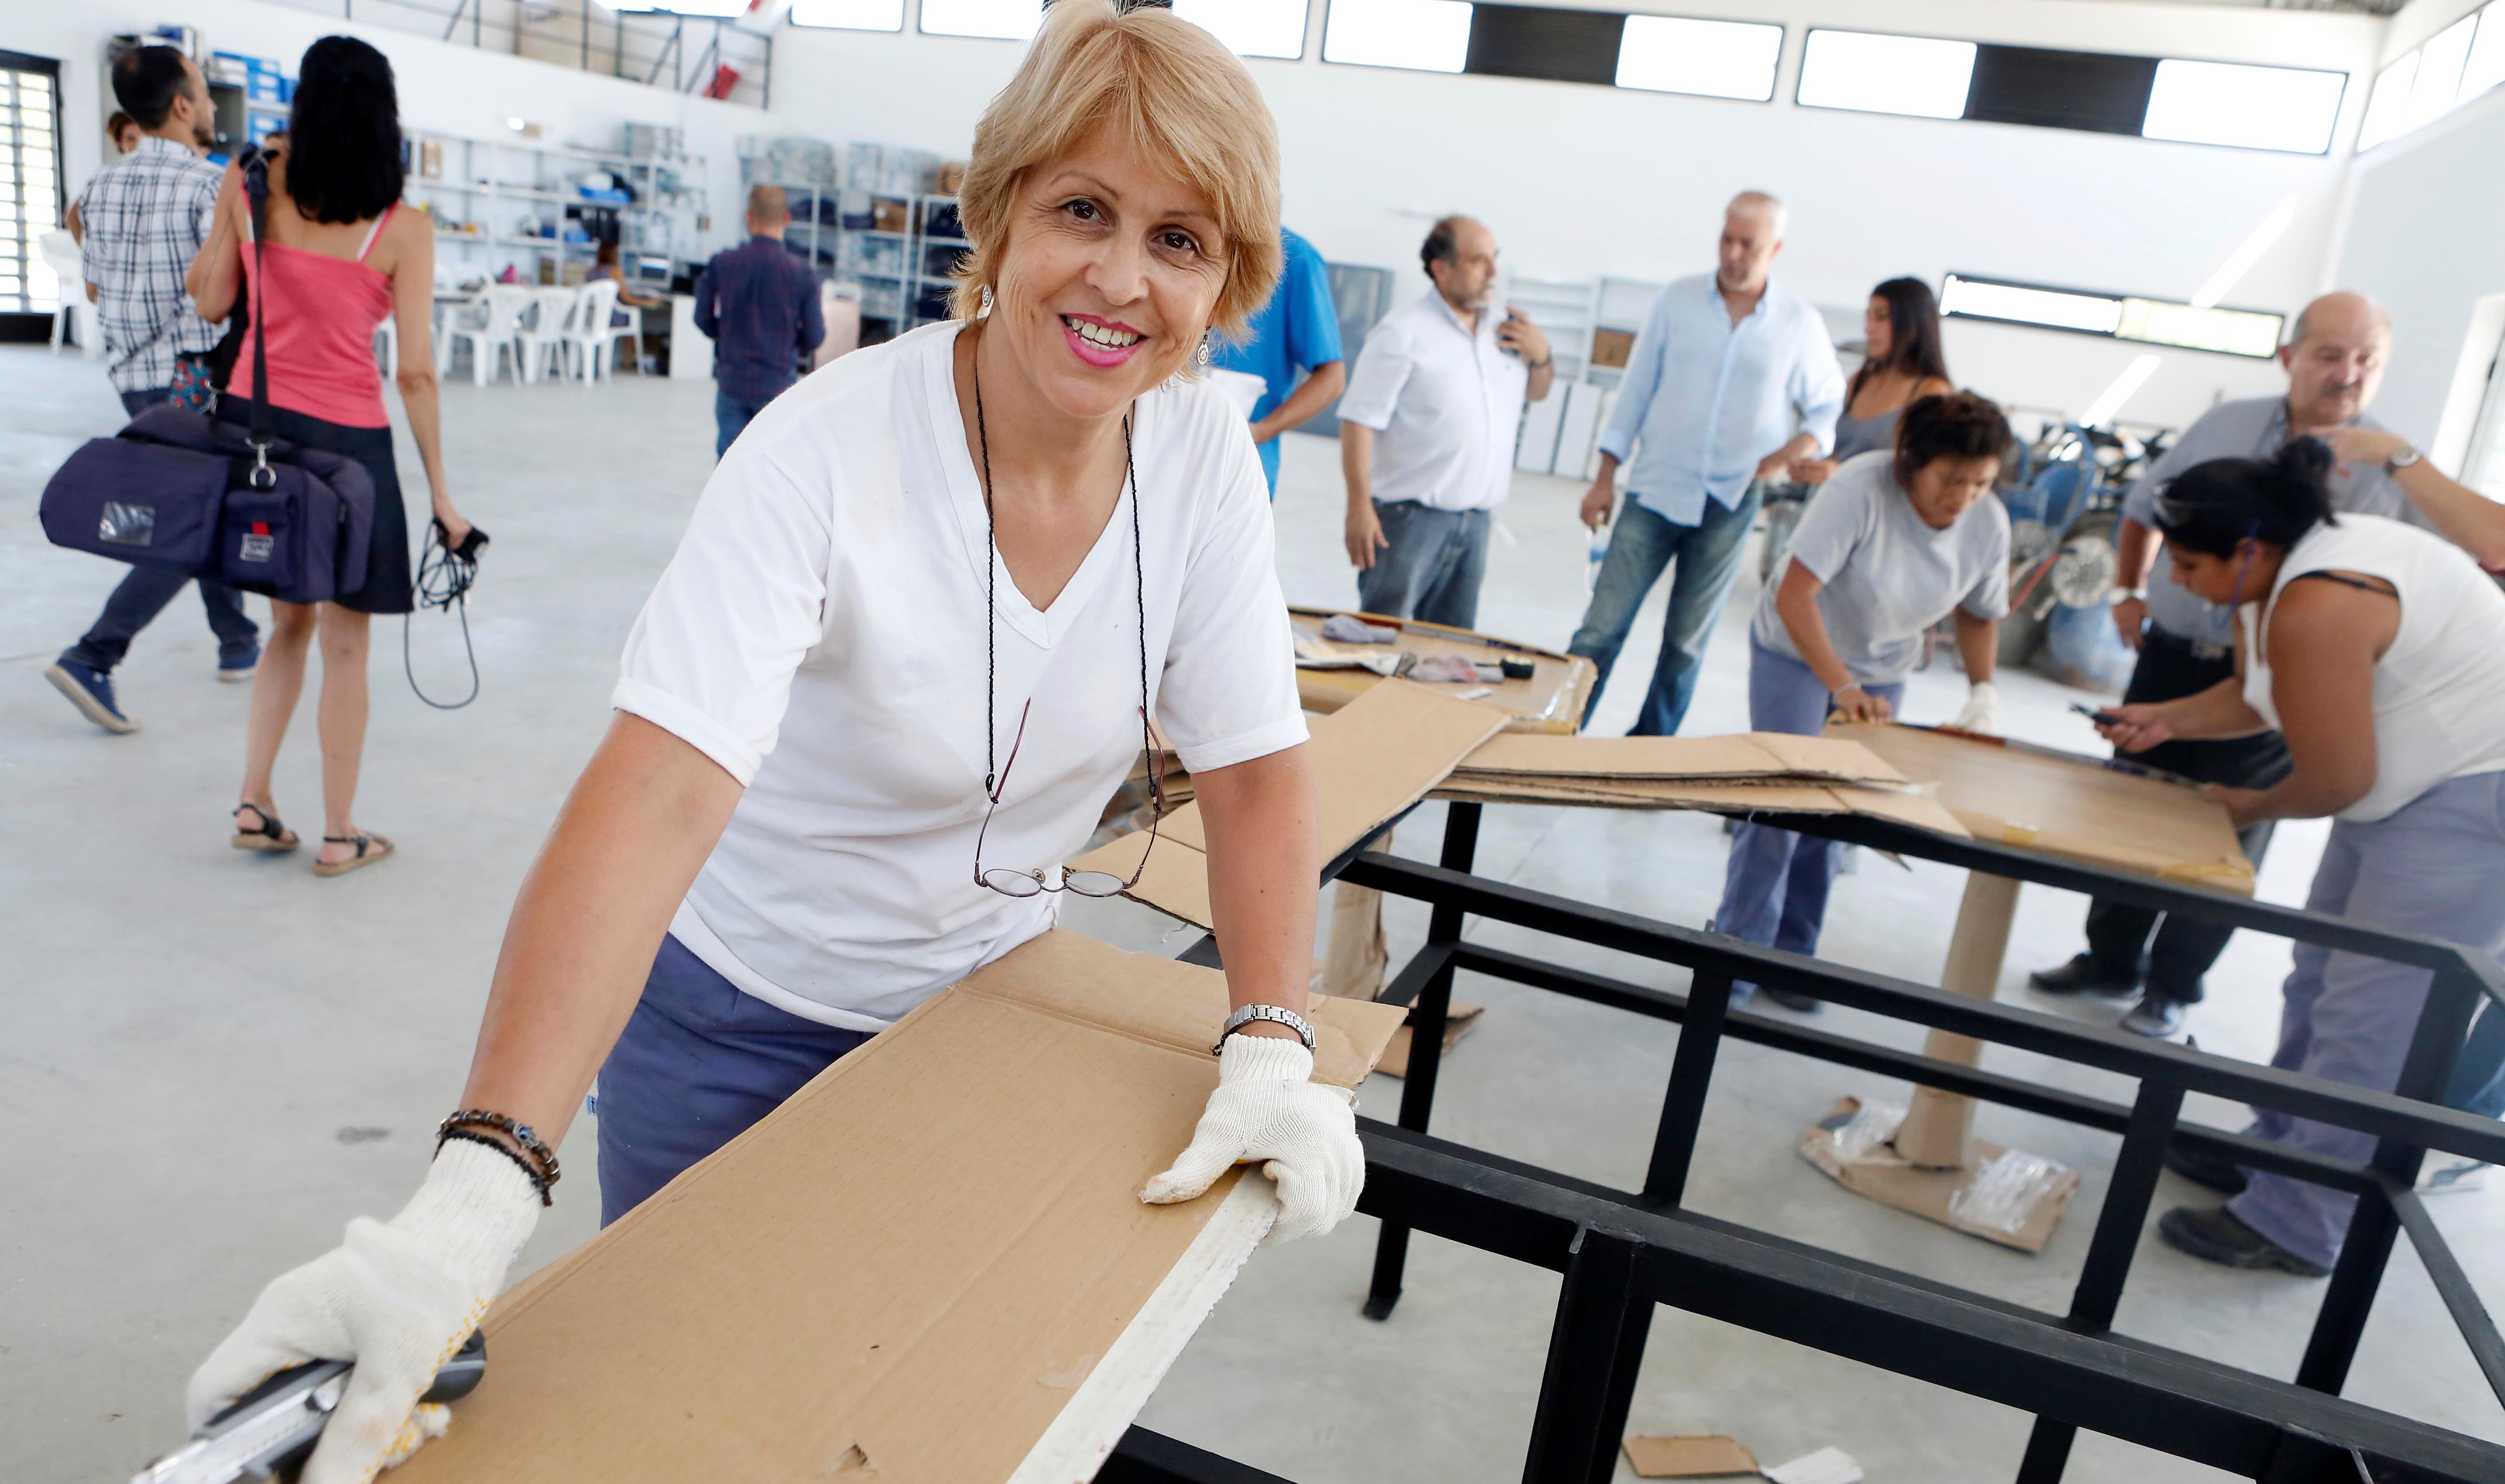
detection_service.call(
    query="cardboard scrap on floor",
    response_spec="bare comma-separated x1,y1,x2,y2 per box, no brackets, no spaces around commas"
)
1373,1000,1484,1078
1068,678,1508,929
1623,1433,1761,1477
396,930,1404,1484
1798,1097,2080,1254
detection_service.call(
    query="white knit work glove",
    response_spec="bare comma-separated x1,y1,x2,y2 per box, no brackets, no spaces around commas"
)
186,1140,540,1484
1952,680,2003,735
1141,1033,1363,1244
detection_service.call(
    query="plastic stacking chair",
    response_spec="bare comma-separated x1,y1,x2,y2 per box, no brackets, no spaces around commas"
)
517,287,578,383
563,279,628,382
38,231,100,359
373,315,398,378
446,284,533,385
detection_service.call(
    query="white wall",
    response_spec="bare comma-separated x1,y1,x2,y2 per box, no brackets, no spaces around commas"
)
14,0,762,270
764,0,2386,428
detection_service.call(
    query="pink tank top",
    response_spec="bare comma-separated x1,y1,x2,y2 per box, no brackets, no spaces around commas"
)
233,203,396,429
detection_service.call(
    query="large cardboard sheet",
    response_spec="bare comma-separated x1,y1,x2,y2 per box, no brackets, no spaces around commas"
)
1828,723,2252,892
400,931,1403,1484
1458,732,1910,787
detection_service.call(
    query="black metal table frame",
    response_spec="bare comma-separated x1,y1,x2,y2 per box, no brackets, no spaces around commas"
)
1137,800,2505,1484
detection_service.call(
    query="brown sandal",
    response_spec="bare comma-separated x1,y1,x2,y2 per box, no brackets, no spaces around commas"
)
231,803,300,852
314,831,395,877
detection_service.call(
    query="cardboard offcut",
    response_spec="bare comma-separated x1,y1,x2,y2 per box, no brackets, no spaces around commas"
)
1288,607,1594,733
1374,1000,1485,1078
1459,732,1910,787
1623,1434,1762,1478
1799,1097,2080,1254
401,930,1404,1484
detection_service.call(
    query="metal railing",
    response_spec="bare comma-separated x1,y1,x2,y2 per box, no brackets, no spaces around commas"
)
258,0,773,109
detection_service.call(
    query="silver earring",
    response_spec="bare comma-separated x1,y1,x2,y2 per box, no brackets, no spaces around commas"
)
978,284,994,317
1194,334,1213,369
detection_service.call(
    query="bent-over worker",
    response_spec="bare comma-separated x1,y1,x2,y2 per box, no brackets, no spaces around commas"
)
183,9,1360,1479
2095,442,2505,1276
1713,392,2013,1010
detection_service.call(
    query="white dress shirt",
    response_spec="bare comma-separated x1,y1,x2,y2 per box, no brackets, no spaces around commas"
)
1336,289,1532,512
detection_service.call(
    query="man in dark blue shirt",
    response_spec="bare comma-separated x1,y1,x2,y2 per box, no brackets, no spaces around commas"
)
694,184,825,457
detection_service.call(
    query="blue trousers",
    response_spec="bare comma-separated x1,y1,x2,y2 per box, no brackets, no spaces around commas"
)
1356,500,1491,630
2231,771,2505,1267
714,390,778,459
1713,641,1903,997
595,933,871,1226
1568,487,1762,736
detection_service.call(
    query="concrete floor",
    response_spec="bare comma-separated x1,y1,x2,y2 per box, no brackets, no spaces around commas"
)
3,345,2497,1482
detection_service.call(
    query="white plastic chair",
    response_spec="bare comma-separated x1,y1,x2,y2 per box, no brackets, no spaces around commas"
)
563,279,628,382
39,231,100,359
517,287,578,383
373,315,398,378
446,284,533,385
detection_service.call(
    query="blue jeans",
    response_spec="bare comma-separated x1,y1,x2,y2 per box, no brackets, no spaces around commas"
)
1356,501,1491,630
714,390,778,458
2231,772,2505,1266
1568,487,1763,736
595,934,872,1225
59,386,258,672
1714,641,1904,996
2452,1000,2505,1119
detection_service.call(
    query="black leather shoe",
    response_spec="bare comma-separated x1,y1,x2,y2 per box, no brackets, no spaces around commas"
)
2164,1143,2250,1195
2158,1205,2330,1277
2028,954,2140,998
1762,985,1823,1013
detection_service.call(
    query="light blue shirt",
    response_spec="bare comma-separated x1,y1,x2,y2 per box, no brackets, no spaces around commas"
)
1599,274,1845,527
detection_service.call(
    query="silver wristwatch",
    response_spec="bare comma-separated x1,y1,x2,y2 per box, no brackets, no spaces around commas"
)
1212,1003,1317,1054
2386,445,2423,474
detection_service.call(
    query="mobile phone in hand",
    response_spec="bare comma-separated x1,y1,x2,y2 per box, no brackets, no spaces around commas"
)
2069,701,2122,727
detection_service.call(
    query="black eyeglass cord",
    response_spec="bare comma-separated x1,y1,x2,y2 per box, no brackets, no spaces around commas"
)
971,353,1145,804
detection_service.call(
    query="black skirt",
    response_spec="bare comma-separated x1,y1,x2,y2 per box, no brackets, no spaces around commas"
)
216,395,414,614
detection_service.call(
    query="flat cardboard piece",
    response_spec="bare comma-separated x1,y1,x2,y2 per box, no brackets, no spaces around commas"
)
1800,1097,2080,1254
1289,607,1594,734
1623,1435,1763,1477
403,931,1403,1484
1462,732,1908,787
1829,723,2252,893
1431,777,1972,839
1374,1000,1485,1078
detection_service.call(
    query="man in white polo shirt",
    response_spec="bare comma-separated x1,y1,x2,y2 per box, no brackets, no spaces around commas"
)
1337,215,1553,628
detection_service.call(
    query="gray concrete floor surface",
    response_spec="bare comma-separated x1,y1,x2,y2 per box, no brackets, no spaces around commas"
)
3,345,2497,1481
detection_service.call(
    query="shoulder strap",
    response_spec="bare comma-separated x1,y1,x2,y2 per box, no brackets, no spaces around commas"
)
241,151,274,473
355,203,396,263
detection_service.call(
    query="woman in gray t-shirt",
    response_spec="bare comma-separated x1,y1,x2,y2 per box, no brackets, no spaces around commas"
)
1717,393,2015,1010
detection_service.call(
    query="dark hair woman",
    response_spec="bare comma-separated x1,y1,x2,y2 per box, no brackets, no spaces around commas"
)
1791,277,1954,485
186,34,473,876
2094,438,2505,1276
1716,391,2016,1006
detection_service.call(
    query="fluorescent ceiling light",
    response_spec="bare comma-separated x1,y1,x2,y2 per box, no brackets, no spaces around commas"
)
1615,15,1782,102
2407,12,2478,129
2117,300,2282,358
2080,354,2163,429
790,0,903,29
2466,6,2505,105
1173,0,1308,59
1796,30,1976,120
2141,59,2343,154
1941,275,2121,335
2357,51,2417,150
1322,0,1471,73
921,0,1041,39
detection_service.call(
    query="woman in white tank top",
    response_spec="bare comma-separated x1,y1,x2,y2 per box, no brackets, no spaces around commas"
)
2094,439,2505,1279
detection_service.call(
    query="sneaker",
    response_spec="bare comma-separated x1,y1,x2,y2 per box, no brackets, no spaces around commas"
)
2164,1143,2249,1195
2418,1157,2489,1195
2157,1204,2331,1277
44,661,137,734
2028,953,2141,997
2121,995,2188,1039
218,643,260,683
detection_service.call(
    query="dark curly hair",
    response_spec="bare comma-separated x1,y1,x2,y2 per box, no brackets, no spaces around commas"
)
1892,390,2013,489
2153,439,2337,558
285,36,405,224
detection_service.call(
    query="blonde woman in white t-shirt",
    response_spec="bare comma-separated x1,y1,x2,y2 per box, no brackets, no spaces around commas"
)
2097,438,2505,1280
182,8,1358,1477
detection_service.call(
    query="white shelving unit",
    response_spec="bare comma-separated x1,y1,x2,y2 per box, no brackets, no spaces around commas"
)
1510,275,1663,480
407,130,707,285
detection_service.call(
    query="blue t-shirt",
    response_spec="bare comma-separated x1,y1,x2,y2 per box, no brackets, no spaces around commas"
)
1212,227,1343,493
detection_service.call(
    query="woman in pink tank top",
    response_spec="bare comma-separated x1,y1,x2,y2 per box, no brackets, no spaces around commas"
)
187,35,474,877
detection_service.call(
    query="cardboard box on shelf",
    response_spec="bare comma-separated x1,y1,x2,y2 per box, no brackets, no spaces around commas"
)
1591,326,1637,369
397,930,1404,1484
871,197,913,234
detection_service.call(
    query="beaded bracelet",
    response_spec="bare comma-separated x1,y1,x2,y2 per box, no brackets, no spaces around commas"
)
438,1129,555,1207
437,1109,562,1190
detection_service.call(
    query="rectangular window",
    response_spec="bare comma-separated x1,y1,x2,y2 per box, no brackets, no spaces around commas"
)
2140,58,2344,154
2466,4,2505,104
1322,0,1472,73
921,0,1043,41
2407,12,2479,129
2358,51,2418,150
1942,273,2283,359
1942,276,2122,336
1172,0,1309,59
1796,30,1977,120
791,0,906,32
1614,15,1782,102
0,52,61,316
